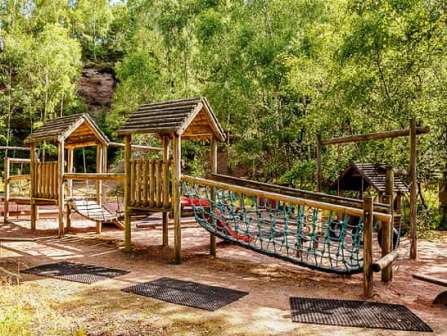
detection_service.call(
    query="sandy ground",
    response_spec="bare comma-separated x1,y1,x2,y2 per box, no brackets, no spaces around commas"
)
0,215,446,336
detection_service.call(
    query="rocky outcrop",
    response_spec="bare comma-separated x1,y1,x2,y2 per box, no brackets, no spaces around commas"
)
78,67,115,112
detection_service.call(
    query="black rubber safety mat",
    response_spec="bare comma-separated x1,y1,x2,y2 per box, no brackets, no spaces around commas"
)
290,297,432,332
22,261,129,284
122,277,248,311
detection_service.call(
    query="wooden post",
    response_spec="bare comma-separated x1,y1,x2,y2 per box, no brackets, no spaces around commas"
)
162,136,170,247
65,203,71,230
124,135,132,251
30,143,37,230
95,144,103,234
57,138,65,237
382,167,394,282
316,134,322,192
409,118,417,259
67,147,74,198
172,134,182,264
210,136,218,257
3,157,10,223
363,195,374,298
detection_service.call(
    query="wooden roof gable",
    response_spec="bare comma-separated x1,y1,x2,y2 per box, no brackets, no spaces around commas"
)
117,97,226,141
333,163,410,193
24,113,109,145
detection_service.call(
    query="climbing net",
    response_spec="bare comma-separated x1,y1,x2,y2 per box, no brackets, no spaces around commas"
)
182,181,365,275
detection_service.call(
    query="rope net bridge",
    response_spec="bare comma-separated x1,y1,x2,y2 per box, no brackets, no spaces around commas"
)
182,176,391,275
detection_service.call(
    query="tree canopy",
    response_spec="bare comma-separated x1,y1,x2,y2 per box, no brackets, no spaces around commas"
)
0,0,446,227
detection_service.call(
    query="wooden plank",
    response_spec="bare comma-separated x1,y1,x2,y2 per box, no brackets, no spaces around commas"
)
130,160,136,206
135,159,141,206
155,160,162,207
162,136,170,247
363,196,374,298
321,126,430,145
382,167,394,282
124,135,132,251
173,134,182,264
143,159,149,206
149,160,155,207
413,274,447,287
409,119,417,259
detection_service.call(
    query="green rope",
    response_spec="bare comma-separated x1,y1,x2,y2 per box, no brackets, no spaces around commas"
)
183,181,364,275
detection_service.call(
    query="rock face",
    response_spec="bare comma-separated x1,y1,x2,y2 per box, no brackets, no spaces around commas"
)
78,68,115,112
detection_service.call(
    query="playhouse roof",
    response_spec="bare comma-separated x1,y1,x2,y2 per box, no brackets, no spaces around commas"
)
117,97,226,141
332,162,410,193
24,113,109,146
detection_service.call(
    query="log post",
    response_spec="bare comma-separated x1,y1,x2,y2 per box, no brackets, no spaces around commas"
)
316,134,322,192
172,134,182,264
363,195,374,298
382,167,394,282
124,135,132,251
57,138,65,237
30,143,37,230
409,118,417,259
3,157,10,223
67,147,74,198
210,136,218,257
162,135,170,247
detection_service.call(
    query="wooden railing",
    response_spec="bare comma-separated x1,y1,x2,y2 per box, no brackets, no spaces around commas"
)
182,175,392,222
33,161,58,199
129,159,171,209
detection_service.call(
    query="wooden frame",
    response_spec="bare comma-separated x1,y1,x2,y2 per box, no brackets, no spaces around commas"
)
317,119,429,261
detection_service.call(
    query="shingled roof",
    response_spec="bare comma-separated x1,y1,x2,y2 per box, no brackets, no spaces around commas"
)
117,97,226,141
24,113,109,145
333,163,410,193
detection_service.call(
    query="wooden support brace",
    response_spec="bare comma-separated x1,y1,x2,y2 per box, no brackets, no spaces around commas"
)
210,136,218,257
124,135,132,251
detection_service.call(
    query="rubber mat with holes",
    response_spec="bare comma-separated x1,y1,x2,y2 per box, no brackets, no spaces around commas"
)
22,261,129,284
122,277,248,311
290,297,432,332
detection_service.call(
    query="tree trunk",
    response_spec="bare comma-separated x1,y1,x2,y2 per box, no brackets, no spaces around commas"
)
439,176,447,230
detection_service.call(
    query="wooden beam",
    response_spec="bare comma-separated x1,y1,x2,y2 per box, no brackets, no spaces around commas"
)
210,173,391,213
109,142,162,152
63,173,125,181
409,119,418,259
124,135,132,251
321,126,429,145
57,138,65,237
30,144,37,230
184,175,392,223
210,136,218,257
363,196,374,298
0,146,30,151
173,134,182,264
382,167,394,282
372,250,399,273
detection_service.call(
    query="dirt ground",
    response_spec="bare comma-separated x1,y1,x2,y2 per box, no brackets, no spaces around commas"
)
0,215,446,336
